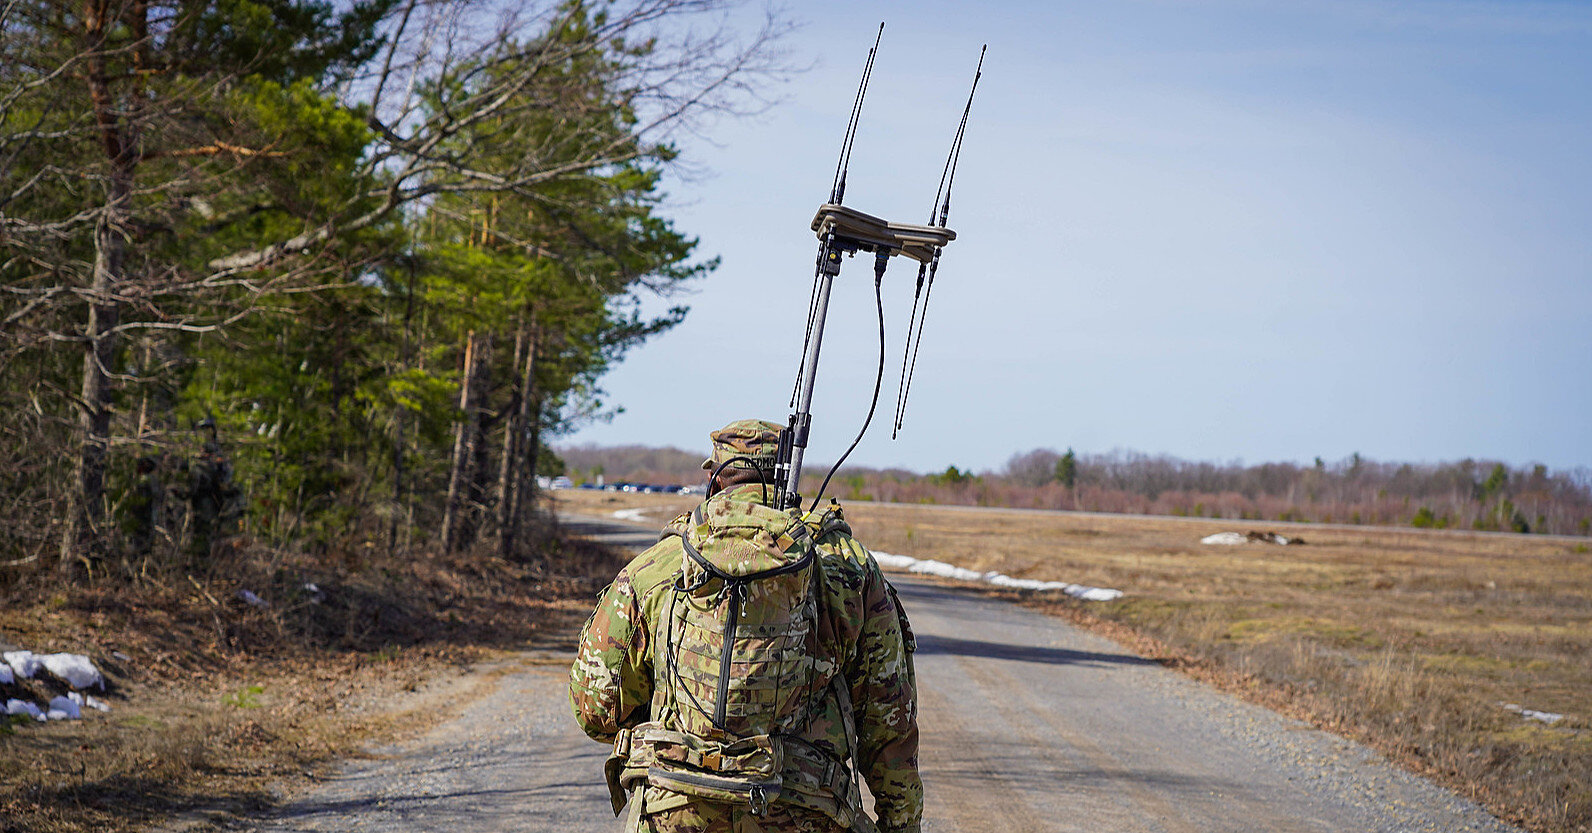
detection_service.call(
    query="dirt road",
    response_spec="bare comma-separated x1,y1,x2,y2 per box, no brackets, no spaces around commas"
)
243,514,1521,832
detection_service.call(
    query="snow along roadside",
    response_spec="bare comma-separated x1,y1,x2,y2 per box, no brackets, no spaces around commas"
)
872,551,1124,601
607,509,1124,601
3,650,110,722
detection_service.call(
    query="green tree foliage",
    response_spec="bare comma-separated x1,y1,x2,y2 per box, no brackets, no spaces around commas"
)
1054,448,1077,489
1,0,394,567
1,0,788,570
1479,463,1509,501
1412,506,1457,530
930,465,974,487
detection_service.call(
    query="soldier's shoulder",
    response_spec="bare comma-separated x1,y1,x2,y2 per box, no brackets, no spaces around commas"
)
812,528,882,599
618,532,686,595
815,530,870,563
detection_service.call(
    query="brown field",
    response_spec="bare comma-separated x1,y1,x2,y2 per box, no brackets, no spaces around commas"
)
557,489,1592,833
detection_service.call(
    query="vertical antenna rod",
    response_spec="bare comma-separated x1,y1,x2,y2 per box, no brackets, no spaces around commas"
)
831,22,884,205
776,25,886,510
793,23,884,409
894,45,985,437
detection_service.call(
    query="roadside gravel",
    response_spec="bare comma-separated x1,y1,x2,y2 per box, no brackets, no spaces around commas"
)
241,653,610,833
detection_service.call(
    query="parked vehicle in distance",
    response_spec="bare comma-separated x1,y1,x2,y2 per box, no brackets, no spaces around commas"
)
549,476,573,490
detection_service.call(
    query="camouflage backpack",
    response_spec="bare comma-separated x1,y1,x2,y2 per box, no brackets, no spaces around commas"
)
605,497,871,830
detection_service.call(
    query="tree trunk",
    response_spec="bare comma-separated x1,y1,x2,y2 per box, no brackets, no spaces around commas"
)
60,209,126,569
497,320,537,558
442,331,491,552
60,0,135,571
390,261,418,553
518,404,543,550
467,396,496,545
494,322,524,554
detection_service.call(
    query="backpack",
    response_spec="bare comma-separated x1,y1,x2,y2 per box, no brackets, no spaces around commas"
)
605,498,872,831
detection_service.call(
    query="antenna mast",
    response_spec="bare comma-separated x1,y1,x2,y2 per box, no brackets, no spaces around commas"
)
770,32,983,512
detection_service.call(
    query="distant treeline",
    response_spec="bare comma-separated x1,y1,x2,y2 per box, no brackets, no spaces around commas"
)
556,444,1592,536
558,444,707,486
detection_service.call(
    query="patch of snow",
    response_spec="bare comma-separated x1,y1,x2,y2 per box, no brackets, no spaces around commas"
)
1068,585,1127,602
1502,703,1565,725
2,652,112,724
872,552,915,570
237,589,269,608
872,551,1125,602
112,651,131,662
6,693,108,723
46,694,81,720
906,558,984,583
41,653,103,690
612,508,650,523
6,698,45,722
1201,530,1301,546
4,650,42,679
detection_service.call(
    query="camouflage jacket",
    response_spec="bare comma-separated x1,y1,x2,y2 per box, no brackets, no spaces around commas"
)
570,484,922,833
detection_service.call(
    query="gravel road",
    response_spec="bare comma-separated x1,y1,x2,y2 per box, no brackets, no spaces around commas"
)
242,513,1523,833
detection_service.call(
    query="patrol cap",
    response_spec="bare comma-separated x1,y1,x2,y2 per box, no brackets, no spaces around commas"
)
702,418,783,472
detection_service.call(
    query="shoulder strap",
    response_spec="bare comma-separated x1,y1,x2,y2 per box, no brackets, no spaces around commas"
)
668,499,817,585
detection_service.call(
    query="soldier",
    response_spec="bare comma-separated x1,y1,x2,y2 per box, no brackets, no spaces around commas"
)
125,455,165,557
182,417,242,562
570,419,921,833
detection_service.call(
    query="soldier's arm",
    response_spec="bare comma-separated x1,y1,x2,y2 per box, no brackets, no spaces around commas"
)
849,556,923,833
568,568,653,743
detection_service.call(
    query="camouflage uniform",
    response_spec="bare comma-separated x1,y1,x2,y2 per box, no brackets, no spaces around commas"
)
125,455,165,557
571,420,921,833
182,438,244,562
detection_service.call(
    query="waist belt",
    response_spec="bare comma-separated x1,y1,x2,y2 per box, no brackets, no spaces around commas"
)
606,723,872,832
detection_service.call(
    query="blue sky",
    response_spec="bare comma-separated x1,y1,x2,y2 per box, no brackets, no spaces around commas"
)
561,0,1592,475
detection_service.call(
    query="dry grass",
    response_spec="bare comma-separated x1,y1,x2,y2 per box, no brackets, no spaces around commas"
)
848,504,1592,833
563,490,1592,833
554,488,697,522
0,528,625,833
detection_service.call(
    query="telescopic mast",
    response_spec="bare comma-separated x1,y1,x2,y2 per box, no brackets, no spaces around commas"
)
771,31,983,512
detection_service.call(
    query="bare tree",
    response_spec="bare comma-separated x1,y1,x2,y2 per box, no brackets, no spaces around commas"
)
2,0,792,566
1004,448,1061,488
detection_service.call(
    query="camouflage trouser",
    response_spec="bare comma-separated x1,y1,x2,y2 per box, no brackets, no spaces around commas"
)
635,801,845,833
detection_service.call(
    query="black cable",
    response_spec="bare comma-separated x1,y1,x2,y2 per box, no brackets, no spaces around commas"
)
810,259,888,514
708,455,770,506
